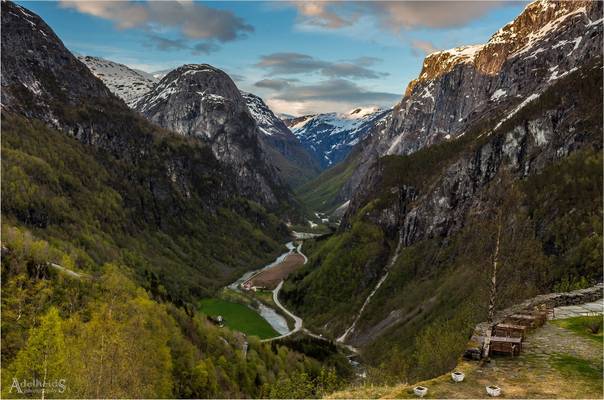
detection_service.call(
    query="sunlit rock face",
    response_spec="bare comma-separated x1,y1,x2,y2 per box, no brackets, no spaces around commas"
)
342,0,602,200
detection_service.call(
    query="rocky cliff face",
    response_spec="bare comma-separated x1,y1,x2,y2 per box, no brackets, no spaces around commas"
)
343,0,602,201
133,64,287,205
351,63,602,247
242,91,321,187
285,107,391,169
345,62,602,349
77,54,319,189
1,2,114,120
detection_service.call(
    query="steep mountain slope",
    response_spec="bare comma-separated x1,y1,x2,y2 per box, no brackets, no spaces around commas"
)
285,107,390,169
77,58,319,188
77,55,157,106
132,64,289,206
294,145,361,215
341,0,603,201
242,91,321,187
1,0,290,298
282,0,603,382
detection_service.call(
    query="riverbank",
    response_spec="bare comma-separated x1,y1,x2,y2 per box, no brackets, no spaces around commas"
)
224,239,308,339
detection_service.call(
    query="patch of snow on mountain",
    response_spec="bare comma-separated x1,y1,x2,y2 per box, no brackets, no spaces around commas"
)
78,55,157,107
287,107,391,167
241,91,291,137
493,93,541,132
491,89,507,101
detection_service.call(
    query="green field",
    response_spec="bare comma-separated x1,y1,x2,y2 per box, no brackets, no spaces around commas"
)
198,298,278,339
551,315,603,342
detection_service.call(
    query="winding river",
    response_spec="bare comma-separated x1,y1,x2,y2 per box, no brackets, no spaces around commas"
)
227,242,297,336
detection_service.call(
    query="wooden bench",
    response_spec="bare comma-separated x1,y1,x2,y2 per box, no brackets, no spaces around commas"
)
505,313,540,328
489,336,522,356
493,323,527,339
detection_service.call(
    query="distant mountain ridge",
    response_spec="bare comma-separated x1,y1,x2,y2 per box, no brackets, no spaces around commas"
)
284,107,391,169
241,91,321,187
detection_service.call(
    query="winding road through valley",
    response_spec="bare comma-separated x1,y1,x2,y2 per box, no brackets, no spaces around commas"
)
228,238,359,355
263,280,303,342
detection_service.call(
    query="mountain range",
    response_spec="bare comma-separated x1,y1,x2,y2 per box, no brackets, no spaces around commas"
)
1,0,602,397
76,54,394,189
284,107,391,169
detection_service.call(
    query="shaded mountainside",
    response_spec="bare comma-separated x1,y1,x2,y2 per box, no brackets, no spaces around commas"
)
133,64,289,207
281,0,603,383
285,107,390,169
242,91,321,188
294,146,361,215
1,0,291,298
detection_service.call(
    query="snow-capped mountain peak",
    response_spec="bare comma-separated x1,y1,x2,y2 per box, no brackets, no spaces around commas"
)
343,106,382,119
241,91,289,137
77,55,157,107
284,108,391,168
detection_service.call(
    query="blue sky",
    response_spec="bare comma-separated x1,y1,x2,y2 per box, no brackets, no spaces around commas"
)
18,1,527,115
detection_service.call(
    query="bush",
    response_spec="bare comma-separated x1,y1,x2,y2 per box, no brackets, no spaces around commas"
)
583,316,602,334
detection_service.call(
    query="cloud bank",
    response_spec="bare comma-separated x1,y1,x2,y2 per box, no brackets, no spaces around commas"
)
60,1,253,55
291,1,507,32
256,53,388,79
255,77,399,115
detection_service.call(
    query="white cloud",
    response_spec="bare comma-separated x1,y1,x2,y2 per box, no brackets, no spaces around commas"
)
411,39,439,56
255,52,387,79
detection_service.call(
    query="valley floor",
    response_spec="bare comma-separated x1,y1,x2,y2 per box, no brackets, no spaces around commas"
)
329,315,603,399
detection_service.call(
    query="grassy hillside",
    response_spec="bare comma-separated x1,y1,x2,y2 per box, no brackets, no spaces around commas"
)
295,149,360,213
0,224,346,398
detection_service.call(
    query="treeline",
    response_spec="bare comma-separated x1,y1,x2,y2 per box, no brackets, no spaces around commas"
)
1,225,343,398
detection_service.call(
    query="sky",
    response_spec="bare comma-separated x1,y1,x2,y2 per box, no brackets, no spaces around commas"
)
17,1,528,116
